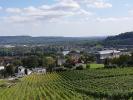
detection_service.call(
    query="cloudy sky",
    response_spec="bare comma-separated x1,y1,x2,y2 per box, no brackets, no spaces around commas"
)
0,0,133,37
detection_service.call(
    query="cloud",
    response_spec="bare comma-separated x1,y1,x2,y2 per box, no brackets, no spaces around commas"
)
2,0,93,23
96,17,133,22
1,0,112,23
50,0,80,10
3,15,34,23
92,2,112,8
6,8,22,13
69,0,112,8
128,10,133,15
1,0,113,24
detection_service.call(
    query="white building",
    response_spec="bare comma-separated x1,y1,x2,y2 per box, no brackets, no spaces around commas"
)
15,66,32,77
15,66,25,78
62,51,70,56
0,66,4,70
26,69,32,75
96,50,121,63
32,68,46,73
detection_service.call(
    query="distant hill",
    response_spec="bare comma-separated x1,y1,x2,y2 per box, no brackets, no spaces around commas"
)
0,36,105,45
104,32,133,46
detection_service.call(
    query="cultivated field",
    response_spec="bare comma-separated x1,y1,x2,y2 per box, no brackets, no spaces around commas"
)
1,68,133,100
89,63,104,69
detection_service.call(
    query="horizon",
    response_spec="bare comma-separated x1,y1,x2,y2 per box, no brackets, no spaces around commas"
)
0,0,133,36
0,35,107,38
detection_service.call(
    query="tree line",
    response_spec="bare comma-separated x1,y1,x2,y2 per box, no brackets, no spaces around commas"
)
104,53,133,68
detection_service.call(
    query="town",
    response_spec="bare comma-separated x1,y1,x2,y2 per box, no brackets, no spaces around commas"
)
0,33,133,99
0,32,133,79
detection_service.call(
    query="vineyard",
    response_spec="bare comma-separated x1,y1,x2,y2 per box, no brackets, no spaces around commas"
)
1,68,133,99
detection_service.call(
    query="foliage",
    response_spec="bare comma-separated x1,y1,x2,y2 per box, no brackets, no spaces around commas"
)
104,31,133,46
22,56,39,68
106,54,133,68
43,57,56,71
86,64,90,69
76,65,85,70
64,57,75,68
79,52,95,63
12,59,22,66
0,36,104,45
5,64,16,76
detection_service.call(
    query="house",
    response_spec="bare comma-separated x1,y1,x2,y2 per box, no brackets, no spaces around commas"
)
15,66,32,77
0,66,4,70
26,69,32,75
32,68,46,74
62,51,70,56
15,66,25,77
96,50,121,63
68,51,81,62
4,45,15,48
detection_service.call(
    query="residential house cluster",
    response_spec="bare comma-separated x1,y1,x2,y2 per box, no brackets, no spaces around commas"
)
15,66,47,78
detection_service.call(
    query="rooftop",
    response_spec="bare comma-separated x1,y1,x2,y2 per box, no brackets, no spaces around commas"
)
98,50,120,55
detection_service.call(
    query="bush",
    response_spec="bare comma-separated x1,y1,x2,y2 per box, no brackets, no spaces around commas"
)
86,64,90,69
0,83,8,88
76,65,84,70
54,67,67,72
105,64,118,68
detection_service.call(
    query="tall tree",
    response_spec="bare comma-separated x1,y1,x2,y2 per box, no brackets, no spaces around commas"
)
22,56,39,68
13,59,22,66
43,57,55,72
5,64,16,76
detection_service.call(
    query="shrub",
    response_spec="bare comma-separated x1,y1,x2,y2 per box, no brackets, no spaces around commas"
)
76,65,84,70
86,64,90,69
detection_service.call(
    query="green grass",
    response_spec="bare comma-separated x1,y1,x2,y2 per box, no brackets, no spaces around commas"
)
0,79,7,85
89,63,104,69
1,68,133,99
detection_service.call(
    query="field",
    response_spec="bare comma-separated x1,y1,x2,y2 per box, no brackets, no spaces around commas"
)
1,68,133,99
89,63,104,69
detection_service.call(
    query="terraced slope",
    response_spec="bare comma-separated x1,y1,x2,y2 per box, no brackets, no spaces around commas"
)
1,68,133,100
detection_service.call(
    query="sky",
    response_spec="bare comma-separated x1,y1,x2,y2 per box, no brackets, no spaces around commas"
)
0,0,133,37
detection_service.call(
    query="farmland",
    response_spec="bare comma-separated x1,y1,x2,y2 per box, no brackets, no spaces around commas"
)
89,63,105,69
1,68,133,100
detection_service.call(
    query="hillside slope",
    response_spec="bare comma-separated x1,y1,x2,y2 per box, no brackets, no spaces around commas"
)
104,32,133,46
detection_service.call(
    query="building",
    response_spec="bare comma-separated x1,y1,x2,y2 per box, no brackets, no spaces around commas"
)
96,50,121,63
15,66,32,77
68,51,81,63
32,68,46,74
62,51,70,56
15,66,26,77
26,69,32,75
0,66,4,70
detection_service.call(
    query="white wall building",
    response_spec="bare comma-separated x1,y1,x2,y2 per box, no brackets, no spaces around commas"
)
0,66,4,70
96,50,121,63
15,66,32,77
62,51,70,56
15,66,25,77
32,68,46,73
